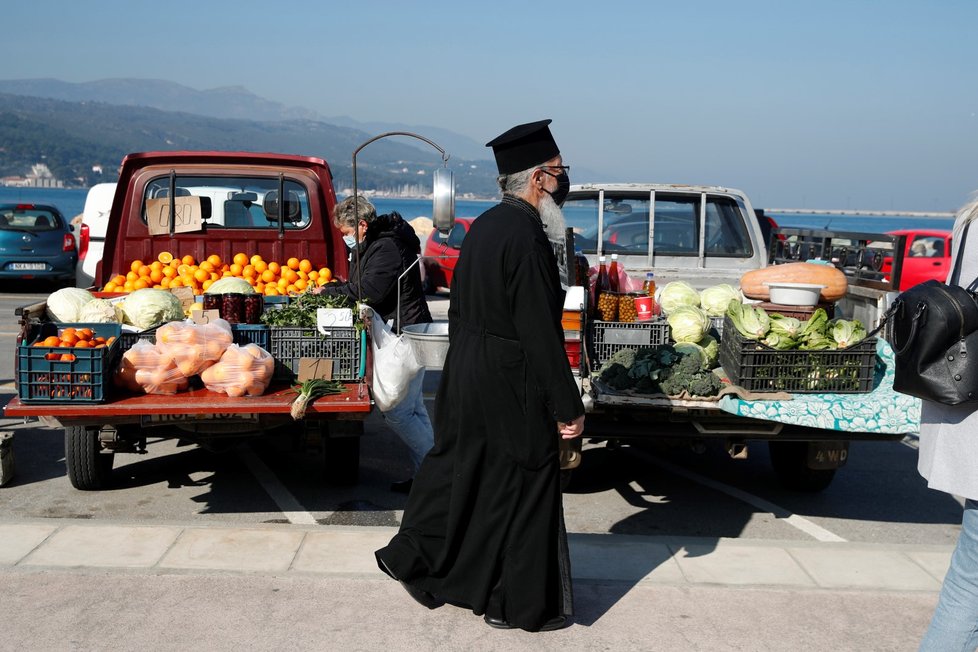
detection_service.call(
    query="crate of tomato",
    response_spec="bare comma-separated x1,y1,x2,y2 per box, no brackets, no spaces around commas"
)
17,323,122,403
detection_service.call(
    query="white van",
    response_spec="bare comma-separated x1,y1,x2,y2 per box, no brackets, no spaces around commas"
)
74,183,116,287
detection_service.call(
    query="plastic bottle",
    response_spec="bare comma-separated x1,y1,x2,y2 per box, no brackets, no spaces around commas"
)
642,272,656,297
608,254,620,293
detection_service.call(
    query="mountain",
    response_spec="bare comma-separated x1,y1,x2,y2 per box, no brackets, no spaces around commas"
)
0,78,487,159
0,93,499,195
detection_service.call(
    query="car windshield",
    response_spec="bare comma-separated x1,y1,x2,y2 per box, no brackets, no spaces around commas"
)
565,192,752,257
0,205,62,232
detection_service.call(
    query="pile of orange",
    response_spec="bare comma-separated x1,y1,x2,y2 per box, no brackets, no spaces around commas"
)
34,327,116,361
101,252,334,297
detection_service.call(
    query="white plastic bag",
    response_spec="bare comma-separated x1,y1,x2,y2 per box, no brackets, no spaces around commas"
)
370,309,423,412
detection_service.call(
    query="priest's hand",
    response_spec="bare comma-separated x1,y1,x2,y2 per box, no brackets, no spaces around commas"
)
558,414,585,440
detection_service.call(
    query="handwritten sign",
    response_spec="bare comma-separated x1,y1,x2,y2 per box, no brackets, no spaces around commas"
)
146,196,204,235
169,286,196,311
191,309,220,325
298,358,334,382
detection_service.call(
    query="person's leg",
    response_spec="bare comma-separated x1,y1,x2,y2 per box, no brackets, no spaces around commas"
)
920,499,978,651
381,369,433,473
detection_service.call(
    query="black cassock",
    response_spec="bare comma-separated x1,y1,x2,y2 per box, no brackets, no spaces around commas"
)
375,195,585,631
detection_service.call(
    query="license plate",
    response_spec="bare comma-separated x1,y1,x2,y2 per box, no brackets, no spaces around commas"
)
140,413,259,427
9,263,46,271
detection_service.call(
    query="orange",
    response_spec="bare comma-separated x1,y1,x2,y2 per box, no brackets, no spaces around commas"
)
318,268,332,282
277,278,288,290
162,266,177,278
194,269,210,283
221,271,233,278
126,271,138,283
298,259,312,273
286,284,298,294
103,281,118,292
206,254,222,267
202,279,214,291
150,269,164,283
229,263,243,276
43,335,62,347
158,251,174,264
137,265,151,278
169,277,184,287
242,265,256,279
130,260,143,273
181,254,195,266
249,254,263,267
133,278,150,290
77,328,94,340
267,261,281,276
246,275,257,286
177,264,191,276
150,261,164,272
232,252,249,266
264,285,279,296
199,261,215,273
123,280,135,292
261,269,276,284
282,268,299,284
254,282,265,293
74,340,92,348
113,274,127,286
317,277,328,286
308,270,319,281
294,278,308,291
160,277,172,289
286,257,300,270
253,260,268,274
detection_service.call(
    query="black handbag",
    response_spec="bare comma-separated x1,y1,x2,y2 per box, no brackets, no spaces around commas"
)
889,221,978,405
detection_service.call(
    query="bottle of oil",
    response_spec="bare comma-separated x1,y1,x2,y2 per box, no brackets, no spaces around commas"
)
642,271,656,297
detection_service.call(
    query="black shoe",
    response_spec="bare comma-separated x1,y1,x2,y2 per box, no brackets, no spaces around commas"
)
400,581,443,609
484,614,567,632
390,478,413,494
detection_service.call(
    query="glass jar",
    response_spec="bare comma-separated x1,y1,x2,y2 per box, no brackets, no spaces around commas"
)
202,294,221,311
220,293,245,323
597,291,619,322
244,294,264,324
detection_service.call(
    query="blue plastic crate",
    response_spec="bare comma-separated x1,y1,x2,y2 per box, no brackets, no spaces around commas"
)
17,322,122,403
231,323,270,350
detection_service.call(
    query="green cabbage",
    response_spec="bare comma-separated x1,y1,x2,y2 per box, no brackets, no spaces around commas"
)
46,287,95,322
205,277,256,295
120,289,184,329
726,301,771,340
829,319,867,348
667,306,711,343
697,334,719,368
768,314,803,338
659,281,700,314
700,284,742,317
77,298,122,323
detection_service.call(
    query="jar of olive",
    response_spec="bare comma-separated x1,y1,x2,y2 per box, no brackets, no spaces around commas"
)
597,292,619,321
618,293,641,323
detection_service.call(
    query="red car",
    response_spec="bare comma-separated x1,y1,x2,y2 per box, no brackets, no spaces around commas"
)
883,229,952,291
421,217,473,293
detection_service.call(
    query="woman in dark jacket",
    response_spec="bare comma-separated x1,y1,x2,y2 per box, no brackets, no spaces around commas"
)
321,195,433,492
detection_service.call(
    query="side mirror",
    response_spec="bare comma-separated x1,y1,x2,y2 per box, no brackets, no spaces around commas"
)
263,190,301,222
432,167,455,235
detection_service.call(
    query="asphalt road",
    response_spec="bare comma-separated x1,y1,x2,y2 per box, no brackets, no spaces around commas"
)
0,289,964,549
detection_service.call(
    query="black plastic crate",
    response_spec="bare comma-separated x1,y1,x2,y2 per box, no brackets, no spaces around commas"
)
719,316,877,393
589,319,669,368
118,326,159,353
268,326,363,381
231,324,270,350
17,322,122,403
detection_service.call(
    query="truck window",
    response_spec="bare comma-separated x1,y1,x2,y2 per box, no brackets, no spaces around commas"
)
567,193,752,257
142,176,311,229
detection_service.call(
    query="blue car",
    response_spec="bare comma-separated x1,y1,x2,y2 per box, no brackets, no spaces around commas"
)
0,203,77,285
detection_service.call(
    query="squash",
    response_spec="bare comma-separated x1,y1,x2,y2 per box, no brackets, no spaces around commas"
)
740,262,848,302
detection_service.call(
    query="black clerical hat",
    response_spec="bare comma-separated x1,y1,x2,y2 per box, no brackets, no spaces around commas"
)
486,119,560,175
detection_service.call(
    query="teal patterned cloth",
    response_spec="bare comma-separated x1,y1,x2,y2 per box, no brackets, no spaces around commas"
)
717,338,921,435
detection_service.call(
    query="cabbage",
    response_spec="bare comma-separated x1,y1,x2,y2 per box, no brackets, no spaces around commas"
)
205,277,256,295
697,334,719,368
77,298,122,323
700,284,742,317
46,288,95,322
658,281,700,314
726,301,771,340
829,319,867,348
667,306,711,343
120,288,184,329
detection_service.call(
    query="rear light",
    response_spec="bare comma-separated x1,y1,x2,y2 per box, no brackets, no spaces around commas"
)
78,223,90,259
15,204,34,211
63,233,76,252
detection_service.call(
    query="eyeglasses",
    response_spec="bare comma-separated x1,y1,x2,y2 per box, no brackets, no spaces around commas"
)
541,165,570,174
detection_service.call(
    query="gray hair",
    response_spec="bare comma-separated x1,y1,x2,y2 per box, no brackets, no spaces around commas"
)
496,167,537,195
333,195,377,229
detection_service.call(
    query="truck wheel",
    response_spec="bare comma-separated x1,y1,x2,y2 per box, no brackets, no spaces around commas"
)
768,441,836,492
65,426,114,490
322,421,361,486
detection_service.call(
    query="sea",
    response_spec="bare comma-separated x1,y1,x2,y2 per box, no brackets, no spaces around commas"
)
0,186,958,234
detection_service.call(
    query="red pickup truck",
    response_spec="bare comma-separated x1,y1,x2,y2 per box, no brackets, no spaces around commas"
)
883,228,952,290
5,151,372,490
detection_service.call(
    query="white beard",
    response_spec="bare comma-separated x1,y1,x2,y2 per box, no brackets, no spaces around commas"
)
539,194,567,238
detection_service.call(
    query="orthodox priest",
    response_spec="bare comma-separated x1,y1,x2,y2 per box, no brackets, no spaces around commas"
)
375,119,586,633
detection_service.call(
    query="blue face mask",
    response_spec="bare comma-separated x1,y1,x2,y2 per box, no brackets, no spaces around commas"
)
343,234,358,249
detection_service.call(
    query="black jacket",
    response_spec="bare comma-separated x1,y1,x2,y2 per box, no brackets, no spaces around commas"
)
322,212,432,331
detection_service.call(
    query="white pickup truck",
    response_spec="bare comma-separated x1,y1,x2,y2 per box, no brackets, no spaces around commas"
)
560,183,915,491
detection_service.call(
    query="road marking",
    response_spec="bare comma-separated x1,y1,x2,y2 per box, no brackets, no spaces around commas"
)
631,448,848,543
0,332,21,336
237,446,317,526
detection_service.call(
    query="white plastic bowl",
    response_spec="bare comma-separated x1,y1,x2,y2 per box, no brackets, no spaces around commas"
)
764,282,826,307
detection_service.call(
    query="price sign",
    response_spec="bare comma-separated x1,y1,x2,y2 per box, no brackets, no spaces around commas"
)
146,196,204,235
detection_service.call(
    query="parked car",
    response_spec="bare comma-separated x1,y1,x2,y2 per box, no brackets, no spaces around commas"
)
882,229,952,290
421,217,473,293
0,203,77,286
74,182,116,287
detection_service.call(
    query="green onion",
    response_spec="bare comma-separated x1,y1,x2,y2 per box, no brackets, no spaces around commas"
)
290,378,345,420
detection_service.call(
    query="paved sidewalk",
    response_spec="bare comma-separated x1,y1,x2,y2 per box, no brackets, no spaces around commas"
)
0,518,948,651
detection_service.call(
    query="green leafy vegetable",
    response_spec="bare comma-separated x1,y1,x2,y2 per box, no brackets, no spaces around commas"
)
768,314,803,339
290,378,345,420
659,281,700,314
726,301,771,340
828,319,867,349
261,291,353,327
699,284,742,317
667,306,711,343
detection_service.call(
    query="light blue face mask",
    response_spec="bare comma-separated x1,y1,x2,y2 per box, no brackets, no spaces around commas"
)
343,234,358,249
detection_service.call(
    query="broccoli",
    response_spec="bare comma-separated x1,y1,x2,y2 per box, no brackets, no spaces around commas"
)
599,362,636,390
599,347,638,374
659,367,723,397
633,376,659,394
685,371,723,397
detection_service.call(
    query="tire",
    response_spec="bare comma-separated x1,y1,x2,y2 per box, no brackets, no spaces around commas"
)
65,426,114,490
322,421,362,486
768,441,836,492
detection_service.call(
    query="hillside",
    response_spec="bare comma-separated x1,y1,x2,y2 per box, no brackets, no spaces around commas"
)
0,93,499,195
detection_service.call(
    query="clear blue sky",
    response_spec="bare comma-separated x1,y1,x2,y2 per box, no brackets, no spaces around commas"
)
4,0,977,212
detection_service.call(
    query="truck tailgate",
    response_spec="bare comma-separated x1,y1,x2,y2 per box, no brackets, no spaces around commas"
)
3,382,370,418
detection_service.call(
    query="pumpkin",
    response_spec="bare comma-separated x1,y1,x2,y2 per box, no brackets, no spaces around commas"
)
740,262,848,302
